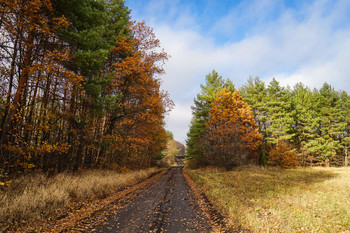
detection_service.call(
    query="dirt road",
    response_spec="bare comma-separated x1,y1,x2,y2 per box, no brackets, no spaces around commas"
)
92,158,212,232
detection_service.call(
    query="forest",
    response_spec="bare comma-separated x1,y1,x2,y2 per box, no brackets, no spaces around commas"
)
1,0,349,178
187,70,350,169
0,0,173,177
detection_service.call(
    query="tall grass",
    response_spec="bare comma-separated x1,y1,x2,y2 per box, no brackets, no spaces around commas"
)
157,154,176,167
187,166,350,232
0,168,159,228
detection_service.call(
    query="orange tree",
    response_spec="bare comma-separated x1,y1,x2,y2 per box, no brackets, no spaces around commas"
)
101,22,173,169
268,140,300,168
0,0,171,175
204,88,261,169
0,0,81,174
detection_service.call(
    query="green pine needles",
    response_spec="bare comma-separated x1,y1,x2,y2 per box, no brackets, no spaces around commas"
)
188,72,350,167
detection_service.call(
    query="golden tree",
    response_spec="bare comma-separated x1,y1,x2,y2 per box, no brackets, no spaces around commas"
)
0,0,81,173
103,22,173,168
205,88,262,169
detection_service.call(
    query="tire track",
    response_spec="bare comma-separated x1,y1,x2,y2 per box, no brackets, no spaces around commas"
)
93,159,211,232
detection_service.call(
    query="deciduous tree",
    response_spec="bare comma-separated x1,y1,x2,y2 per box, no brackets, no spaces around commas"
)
204,89,261,169
186,70,234,165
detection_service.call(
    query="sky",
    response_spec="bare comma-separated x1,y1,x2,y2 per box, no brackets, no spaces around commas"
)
124,0,350,144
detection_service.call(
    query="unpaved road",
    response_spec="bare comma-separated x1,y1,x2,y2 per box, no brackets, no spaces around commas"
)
93,158,212,232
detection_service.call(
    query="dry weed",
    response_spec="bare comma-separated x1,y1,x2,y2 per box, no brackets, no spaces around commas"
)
187,166,350,232
0,168,159,228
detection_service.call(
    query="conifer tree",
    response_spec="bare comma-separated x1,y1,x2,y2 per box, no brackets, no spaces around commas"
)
312,83,344,164
265,78,295,143
240,76,269,163
340,91,350,166
290,83,317,165
240,76,268,135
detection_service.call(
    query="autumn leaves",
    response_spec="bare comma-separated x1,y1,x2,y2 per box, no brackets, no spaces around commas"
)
205,89,261,169
0,0,172,175
108,22,173,168
186,70,262,169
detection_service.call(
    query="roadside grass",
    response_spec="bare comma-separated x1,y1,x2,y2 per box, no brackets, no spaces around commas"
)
186,166,350,232
0,168,160,229
158,153,176,167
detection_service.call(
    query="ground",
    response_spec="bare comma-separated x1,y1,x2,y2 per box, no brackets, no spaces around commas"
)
58,157,225,232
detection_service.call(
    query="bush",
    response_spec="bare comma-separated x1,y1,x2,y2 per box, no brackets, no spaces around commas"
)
268,141,300,168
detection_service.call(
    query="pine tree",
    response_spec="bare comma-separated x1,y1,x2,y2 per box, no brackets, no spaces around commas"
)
340,91,350,166
265,78,295,143
240,76,269,163
290,83,317,165
240,76,268,135
313,83,344,164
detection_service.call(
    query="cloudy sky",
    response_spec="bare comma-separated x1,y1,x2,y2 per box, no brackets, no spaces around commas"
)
125,0,350,144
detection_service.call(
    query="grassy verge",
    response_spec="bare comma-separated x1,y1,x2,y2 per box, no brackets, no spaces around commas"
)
157,154,176,167
186,166,350,232
0,168,160,229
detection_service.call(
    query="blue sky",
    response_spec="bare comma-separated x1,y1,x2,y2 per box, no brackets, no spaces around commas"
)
125,0,350,143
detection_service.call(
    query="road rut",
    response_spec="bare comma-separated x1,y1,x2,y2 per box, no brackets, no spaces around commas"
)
95,159,211,232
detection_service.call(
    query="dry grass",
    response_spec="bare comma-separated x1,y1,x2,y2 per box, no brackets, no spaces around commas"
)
187,166,350,232
0,168,159,228
157,154,176,167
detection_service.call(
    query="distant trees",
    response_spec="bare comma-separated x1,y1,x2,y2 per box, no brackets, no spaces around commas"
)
0,0,172,175
241,79,350,167
188,73,350,168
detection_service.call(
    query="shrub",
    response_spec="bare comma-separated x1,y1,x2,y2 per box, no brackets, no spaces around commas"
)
268,141,300,168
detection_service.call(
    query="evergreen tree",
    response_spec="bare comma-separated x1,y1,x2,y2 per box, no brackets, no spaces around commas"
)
340,91,350,166
52,0,130,78
266,78,295,143
240,76,269,164
290,83,317,165
240,76,268,136
312,83,344,164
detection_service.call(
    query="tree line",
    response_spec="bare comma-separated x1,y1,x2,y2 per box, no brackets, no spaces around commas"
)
187,70,350,168
0,0,172,176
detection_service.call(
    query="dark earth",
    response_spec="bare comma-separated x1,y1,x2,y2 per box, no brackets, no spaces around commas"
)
91,157,212,232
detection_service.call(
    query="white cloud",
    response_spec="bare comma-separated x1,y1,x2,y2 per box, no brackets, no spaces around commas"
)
165,103,193,144
130,0,350,143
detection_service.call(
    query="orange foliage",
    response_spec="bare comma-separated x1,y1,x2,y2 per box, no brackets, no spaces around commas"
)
0,2,171,174
205,89,262,167
106,21,173,168
0,0,82,173
268,141,300,168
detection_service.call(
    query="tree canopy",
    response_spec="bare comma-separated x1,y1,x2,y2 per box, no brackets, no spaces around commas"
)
188,73,350,168
0,0,172,176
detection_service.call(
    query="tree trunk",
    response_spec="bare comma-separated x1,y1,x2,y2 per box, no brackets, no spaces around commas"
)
1,32,34,140
0,33,19,139
345,146,348,167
